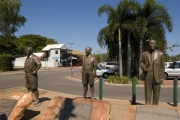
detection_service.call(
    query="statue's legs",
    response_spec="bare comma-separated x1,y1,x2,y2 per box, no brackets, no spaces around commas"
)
83,84,88,99
145,83,152,104
145,72,153,105
152,81,161,105
32,88,39,105
90,83,95,100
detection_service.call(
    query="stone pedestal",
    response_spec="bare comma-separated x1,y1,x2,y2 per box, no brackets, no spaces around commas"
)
0,92,33,120
38,96,110,120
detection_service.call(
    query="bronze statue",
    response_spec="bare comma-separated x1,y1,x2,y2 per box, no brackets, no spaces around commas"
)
140,40,165,105
24,47,42,105
70,46,97,100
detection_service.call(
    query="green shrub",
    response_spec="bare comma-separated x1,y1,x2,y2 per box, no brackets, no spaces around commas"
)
107,75,139,84
0,54,13,71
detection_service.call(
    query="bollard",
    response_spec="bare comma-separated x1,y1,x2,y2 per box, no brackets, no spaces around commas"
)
132,78,136,104
173,78,178,107
71,67,73,77
99,77,103,100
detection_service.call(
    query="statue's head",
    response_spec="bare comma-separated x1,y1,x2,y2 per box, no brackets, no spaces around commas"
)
26,47,34,56
149,40,157,51
85,46,92,55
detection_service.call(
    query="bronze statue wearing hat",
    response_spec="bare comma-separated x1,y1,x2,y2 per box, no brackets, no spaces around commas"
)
24,47,42,105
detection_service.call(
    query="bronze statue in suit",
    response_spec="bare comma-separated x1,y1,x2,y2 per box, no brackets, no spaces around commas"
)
70,46,97,100
140,40,165,105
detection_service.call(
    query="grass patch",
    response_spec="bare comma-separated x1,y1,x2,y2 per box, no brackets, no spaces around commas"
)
107,75,139,84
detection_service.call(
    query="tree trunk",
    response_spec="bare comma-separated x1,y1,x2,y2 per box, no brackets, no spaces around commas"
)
139,38,143,79
127,31,131,78
119,28,123,77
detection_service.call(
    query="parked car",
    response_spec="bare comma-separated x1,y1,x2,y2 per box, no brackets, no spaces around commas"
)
96,65,115,79
99,62,119,71
164,61,180,78
164,62,173,68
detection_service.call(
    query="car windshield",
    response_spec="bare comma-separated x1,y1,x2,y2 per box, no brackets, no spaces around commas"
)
168,62,176,68
98,64,106,69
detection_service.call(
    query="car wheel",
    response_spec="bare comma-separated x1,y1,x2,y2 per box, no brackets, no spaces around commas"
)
106,67,110,69
103,73,108,79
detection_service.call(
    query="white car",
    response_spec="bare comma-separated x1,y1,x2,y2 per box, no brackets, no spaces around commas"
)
164,62,173,68
96,65,115,79
164,61,180,78
99,62,119,71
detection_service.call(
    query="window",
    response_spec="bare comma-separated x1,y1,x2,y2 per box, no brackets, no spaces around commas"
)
173,62,180,68
55,50,58,54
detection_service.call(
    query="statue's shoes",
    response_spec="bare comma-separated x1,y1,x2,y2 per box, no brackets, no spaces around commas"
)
33,99,40,106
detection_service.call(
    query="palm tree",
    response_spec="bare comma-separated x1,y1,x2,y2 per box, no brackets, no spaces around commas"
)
133,0,173,78
97,0,173,78
97,0,140,77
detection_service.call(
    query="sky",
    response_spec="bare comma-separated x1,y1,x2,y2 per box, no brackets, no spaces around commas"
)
15,0,180,55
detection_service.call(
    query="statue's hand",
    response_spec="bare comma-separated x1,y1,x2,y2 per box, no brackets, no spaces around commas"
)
144,69,148,73
31,71,37,74
93,72,97,78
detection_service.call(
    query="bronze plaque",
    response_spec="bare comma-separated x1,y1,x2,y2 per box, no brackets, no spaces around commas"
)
0,98,18,119
55,102,93,120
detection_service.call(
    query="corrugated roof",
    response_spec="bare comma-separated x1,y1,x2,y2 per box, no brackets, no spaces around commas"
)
42,44,67,51
72,50,86,55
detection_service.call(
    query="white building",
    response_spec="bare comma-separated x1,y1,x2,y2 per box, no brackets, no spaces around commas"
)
14,44,69,68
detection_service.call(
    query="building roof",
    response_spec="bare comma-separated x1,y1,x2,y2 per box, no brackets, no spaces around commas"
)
72,50,86,55
33,52,44,57
42,44,67,51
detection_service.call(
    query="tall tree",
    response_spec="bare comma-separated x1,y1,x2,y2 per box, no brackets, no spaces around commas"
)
97,0,173,78
134,0,173,78
17,34,58,52
0,0,26,35
98,0,140,77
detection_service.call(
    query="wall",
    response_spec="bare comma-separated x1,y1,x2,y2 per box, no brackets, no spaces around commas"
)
14,59,56,68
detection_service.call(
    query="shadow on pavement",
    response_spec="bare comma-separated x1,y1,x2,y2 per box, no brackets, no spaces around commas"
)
129,100,144,105
21,109,40,120
167,102,174,107
39,97,51,103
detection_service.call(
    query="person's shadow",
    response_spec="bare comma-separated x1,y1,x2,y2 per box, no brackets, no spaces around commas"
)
56,98,76,120
0,114,7,120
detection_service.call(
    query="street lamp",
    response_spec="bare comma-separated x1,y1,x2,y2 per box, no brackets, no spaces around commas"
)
67,43,74,77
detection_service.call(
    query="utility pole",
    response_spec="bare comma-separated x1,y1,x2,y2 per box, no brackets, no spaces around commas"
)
67,43,74,77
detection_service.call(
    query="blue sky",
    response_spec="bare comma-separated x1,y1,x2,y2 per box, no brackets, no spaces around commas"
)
15,0,180,55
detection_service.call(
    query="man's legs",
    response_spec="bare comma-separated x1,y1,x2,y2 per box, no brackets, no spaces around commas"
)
90,83,95,100
83,84,88,99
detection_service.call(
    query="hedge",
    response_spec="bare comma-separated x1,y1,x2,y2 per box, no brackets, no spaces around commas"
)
0,54,13,71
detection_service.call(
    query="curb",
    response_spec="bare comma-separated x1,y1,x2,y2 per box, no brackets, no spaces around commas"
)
67,76,99,83
104,81,180,88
